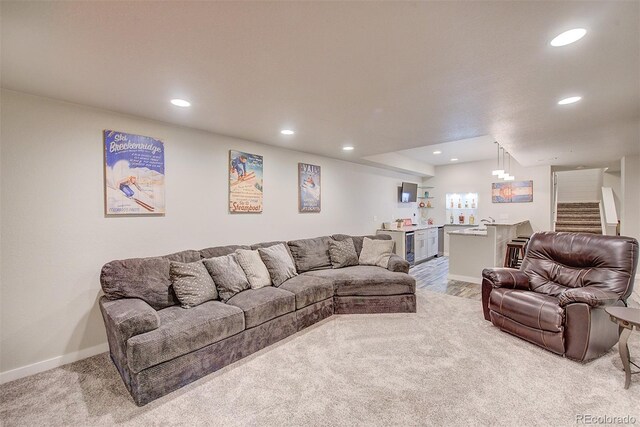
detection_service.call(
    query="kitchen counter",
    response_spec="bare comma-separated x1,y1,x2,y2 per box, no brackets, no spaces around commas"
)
448,220,532,284
378,224,443,233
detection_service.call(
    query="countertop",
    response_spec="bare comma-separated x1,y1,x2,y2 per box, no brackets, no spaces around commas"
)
484,220,529,226
378,224,442,232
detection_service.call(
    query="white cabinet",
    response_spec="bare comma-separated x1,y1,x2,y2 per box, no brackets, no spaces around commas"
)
415,229,428,262
427,228,438,258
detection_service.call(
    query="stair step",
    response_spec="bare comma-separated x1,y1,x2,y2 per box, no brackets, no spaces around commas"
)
554,227,602,234
557,202,600,207
556,222,602,227
557,208,600,213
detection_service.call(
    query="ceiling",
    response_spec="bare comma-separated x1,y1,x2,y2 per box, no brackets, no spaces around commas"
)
2,2,639,169
396,135,497,166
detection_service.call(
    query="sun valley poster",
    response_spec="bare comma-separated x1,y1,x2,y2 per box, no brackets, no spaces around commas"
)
298,163,321,213
103,130,165,215
229,150,263,213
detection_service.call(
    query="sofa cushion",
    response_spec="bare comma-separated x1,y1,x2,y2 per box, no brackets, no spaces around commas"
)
203,254,250,302
258,244,298,286
328,238,359,269
235,249,271,289
169,260,218,308
489,288,564,333
200,244,250,260
101,249,202,310
226,287,295,328
359,237,395,268
331,234,392,257
303,266,415,297
126,300,244,373
250,241,295,263
279,275,334,309
287,236,332,272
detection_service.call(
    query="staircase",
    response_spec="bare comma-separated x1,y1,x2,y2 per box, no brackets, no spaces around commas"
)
555,202,602,234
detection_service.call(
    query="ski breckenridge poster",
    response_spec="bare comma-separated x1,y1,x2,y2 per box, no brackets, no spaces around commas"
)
229,150,263,213
103,130,166,215
298,163,321,213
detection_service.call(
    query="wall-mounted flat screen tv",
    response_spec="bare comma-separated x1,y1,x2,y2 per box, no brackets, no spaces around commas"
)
399,182,418,203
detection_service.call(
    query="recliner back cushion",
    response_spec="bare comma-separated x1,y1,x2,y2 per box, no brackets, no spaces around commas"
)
521,232,638,299
288,236,332,272
101,249,201,310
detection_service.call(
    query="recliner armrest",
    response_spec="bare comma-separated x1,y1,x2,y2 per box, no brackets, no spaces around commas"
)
558,288,621,308
100,297,160,342
387,254,410,273
482,268,529,290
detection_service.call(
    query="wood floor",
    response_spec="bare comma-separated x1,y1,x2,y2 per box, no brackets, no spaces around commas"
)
409,256,481,301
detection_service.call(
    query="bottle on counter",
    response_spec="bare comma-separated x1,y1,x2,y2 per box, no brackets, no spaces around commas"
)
469,214,475,225
458,212,465,224
450,213,454,224
471,198,476,209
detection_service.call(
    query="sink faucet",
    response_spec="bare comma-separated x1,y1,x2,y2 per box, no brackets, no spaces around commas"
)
481,217,495,224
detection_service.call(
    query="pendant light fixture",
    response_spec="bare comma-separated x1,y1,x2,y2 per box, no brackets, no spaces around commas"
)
498,147,507,178
503,152,515,181
491,142,504,176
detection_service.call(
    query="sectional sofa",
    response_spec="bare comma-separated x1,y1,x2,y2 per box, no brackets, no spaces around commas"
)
99,234,416,405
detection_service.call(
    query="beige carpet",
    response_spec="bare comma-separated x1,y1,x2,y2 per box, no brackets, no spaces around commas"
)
1,289,639,426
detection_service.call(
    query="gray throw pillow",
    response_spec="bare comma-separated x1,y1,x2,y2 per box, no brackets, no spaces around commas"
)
170,260,218,308
203,254,250,302
359,237,395,268
258,244,298,286
329,238,359,268
235,249,271,289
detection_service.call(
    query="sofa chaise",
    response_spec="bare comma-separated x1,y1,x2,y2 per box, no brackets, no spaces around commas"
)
99,234,416,405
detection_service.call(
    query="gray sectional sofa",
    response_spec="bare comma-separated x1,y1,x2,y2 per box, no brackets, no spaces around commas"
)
99,234,416,406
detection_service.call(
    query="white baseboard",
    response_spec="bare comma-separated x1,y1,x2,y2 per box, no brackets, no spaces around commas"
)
447,274,482,284
0,342,109,384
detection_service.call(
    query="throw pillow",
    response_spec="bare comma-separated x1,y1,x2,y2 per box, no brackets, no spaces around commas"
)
258,243,298,286
235,249,271,289
203,254,250,302
329,238,359,268
169,260,218,308
359,237,395,268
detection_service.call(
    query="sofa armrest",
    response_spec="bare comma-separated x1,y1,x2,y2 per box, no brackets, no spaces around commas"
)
100,297,160,343
482,268,529,290
558,288,621,308
387,254,410,273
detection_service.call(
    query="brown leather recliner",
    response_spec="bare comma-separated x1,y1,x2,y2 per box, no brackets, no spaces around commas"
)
482,231,638,361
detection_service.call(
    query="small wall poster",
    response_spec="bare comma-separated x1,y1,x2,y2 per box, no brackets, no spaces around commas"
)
103,130,165,215
229,150,263,213
298,163,321,213
492,180,533,203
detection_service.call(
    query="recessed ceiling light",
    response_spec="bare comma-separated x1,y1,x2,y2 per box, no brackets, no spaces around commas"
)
433,150,442,155
343,146,355,151
170,99,191,107
280,129,295,135
550,28,587,47
450,158,458,162
558,96,582,105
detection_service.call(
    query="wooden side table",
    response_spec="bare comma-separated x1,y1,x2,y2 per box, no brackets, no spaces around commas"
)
606,307,640,389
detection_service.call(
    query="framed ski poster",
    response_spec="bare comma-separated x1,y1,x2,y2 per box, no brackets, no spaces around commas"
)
298,163,321,213
103,130,166,216
229,150,263,213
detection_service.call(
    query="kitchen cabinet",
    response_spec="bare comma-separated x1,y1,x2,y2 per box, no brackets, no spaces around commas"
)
427,228,438,258
415,229,428,262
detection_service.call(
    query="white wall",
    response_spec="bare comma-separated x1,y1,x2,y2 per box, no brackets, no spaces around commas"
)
602,169,622,219
423,158,552,232
556,169,603,202
0,90,422,379
621,155,640,242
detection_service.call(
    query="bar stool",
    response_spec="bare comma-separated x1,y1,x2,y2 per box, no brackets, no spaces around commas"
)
504,240,527,268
